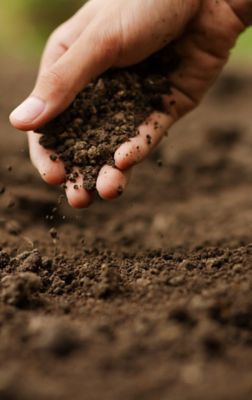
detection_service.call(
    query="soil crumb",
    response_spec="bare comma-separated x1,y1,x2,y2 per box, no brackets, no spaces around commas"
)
36,46,179,190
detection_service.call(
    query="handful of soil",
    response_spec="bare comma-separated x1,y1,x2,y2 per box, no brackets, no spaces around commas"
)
36,46,179,191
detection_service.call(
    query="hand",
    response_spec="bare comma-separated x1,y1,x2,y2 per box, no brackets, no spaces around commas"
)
10,0,250,208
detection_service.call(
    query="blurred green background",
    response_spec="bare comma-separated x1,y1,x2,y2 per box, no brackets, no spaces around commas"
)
0,0,83,58
0,0,251,62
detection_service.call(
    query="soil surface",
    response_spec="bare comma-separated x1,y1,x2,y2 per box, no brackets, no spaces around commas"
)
37,46,178,190
1,58,252,400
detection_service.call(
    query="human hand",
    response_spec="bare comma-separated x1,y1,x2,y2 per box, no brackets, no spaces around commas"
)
10,0,250,207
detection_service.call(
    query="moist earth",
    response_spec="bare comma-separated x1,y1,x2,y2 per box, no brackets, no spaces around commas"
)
0,59,252,400
36,46,179,190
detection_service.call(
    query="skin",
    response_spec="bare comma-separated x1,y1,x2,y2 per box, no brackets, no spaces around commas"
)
10,0,251,208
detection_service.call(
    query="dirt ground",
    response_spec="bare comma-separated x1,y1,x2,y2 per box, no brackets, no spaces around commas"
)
0,57,252,400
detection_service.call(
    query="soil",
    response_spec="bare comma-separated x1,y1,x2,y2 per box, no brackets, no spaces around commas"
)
36,46,179,190
1,57,252,400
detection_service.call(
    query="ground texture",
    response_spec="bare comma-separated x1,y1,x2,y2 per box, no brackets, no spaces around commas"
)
0,59,252,400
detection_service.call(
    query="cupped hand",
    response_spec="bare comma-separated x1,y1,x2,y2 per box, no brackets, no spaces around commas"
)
10,0,250,208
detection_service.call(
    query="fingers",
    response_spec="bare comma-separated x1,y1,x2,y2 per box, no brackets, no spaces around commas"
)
65,170,93,209
96,165,131,200
29,132,93,208
29,131,130,207
28,130,130,206
65,165,130,206
28,132,65,185
115,112,173,170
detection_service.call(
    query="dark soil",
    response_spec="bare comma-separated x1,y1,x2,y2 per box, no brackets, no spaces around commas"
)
36,46,179,190
1,58,252,400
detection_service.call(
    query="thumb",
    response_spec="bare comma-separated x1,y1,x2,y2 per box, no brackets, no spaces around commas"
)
10,25,119,131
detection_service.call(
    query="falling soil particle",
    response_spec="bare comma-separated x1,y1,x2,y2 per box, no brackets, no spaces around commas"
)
49,154,58,162
49,227,58,240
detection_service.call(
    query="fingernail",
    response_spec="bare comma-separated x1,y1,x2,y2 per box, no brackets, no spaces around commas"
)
10,97,45,124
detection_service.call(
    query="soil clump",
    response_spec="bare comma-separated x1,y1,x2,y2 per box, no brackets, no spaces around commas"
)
37,46,179,190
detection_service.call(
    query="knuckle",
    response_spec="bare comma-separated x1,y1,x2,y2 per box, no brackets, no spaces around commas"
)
47,23,71,53
94,26,122,64
48,25,66,45
51,21,69,40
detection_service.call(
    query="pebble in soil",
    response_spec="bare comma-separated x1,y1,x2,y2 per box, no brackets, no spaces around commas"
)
36,46,179,191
